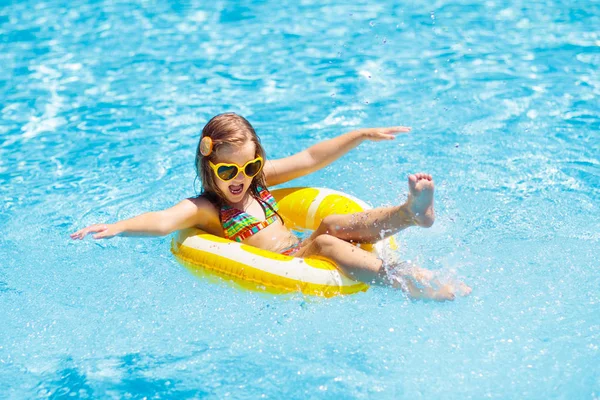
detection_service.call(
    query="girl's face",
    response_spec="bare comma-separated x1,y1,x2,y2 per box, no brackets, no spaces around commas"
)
212,141,257,205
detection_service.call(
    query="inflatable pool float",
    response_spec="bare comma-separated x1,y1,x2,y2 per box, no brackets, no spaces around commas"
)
171,187,394,297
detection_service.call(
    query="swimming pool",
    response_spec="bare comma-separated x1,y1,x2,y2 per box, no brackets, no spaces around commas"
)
1,0,598,398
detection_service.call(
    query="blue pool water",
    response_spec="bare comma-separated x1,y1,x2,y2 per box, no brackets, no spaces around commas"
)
1,0,599,398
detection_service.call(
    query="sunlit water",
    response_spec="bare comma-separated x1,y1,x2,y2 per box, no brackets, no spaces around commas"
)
1,0,599,398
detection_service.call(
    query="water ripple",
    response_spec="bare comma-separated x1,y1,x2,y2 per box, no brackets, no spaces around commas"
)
2,0,599,398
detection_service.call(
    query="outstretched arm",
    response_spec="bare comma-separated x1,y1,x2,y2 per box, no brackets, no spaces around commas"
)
264,126,410,186
70,197,221,240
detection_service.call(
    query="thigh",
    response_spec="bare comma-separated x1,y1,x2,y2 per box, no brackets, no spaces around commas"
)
293,233,343,258
294,234,386,283
294,234,377,265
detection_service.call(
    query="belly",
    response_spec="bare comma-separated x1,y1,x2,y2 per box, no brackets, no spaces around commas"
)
242,220,299,253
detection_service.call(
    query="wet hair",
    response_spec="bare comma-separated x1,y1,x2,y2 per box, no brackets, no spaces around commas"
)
195,113,282,222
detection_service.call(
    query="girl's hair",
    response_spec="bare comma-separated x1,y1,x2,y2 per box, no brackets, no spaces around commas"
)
195,113,281,223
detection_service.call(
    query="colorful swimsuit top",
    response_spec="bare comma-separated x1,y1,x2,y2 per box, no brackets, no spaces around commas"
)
220,186,280,242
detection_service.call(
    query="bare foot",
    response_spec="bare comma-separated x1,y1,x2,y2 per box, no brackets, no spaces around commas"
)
391,276,456,302
406,173,435,228
454,281,472,296
384,261,471,300
433,285,456,302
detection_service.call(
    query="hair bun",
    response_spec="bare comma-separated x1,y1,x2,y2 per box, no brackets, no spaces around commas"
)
200,136,213,156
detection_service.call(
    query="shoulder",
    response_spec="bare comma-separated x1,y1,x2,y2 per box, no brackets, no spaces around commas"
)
188,195,221,218
184,195,223,235
169,195,219,219
189,194,219,210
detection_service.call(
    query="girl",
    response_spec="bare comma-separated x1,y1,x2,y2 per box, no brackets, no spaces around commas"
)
71,113,470,301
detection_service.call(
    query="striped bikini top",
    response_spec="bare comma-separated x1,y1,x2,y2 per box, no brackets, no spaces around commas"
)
220,186,280,242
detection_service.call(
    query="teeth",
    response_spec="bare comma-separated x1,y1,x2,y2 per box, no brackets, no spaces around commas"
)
229,184,243,194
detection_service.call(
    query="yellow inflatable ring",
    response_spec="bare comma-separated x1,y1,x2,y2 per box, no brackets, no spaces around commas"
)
171,187,394,297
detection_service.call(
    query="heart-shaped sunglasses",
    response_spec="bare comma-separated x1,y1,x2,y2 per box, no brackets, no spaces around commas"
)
208,156,264,182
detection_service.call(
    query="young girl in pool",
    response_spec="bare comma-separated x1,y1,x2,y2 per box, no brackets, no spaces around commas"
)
71,113,470,301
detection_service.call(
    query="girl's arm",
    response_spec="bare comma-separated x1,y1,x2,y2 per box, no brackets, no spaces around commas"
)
70,197,222,240
264,126,410,186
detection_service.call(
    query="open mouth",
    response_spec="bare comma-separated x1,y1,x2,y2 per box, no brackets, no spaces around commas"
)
229,184,243,196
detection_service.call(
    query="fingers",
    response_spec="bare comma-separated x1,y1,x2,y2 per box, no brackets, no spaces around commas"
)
369,132,397,141
379,126,411,134
92,230,111,239
389,126,411,133
70,224,108,240
70,228,88,240
364,126,411,141
71,228,88,240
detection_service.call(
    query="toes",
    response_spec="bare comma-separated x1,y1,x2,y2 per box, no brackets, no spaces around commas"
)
408,174,417,189
458,284,472,296
412,173,428,181
439,286,456,301
415,173,432,181
408,173,435,192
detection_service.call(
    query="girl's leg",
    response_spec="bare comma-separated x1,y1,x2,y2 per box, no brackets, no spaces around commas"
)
294,234,457,301
294,174,470,300
392,263,472,298
309,173,435,243
399,278,457,302
295,234,389,284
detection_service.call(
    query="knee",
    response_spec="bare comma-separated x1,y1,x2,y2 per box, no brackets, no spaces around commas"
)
317,215,342,235
312,234,339,252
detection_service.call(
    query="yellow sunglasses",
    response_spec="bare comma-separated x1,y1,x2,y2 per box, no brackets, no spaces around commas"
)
209,156,264,182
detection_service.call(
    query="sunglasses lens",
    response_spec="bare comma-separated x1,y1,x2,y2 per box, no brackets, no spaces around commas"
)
244,159,263,177
217,165,238,181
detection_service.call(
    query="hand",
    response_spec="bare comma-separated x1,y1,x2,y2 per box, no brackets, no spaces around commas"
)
359,126,411,141
70,223,120,240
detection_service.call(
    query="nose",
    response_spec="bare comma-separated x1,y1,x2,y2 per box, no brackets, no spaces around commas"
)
231,170,245,183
